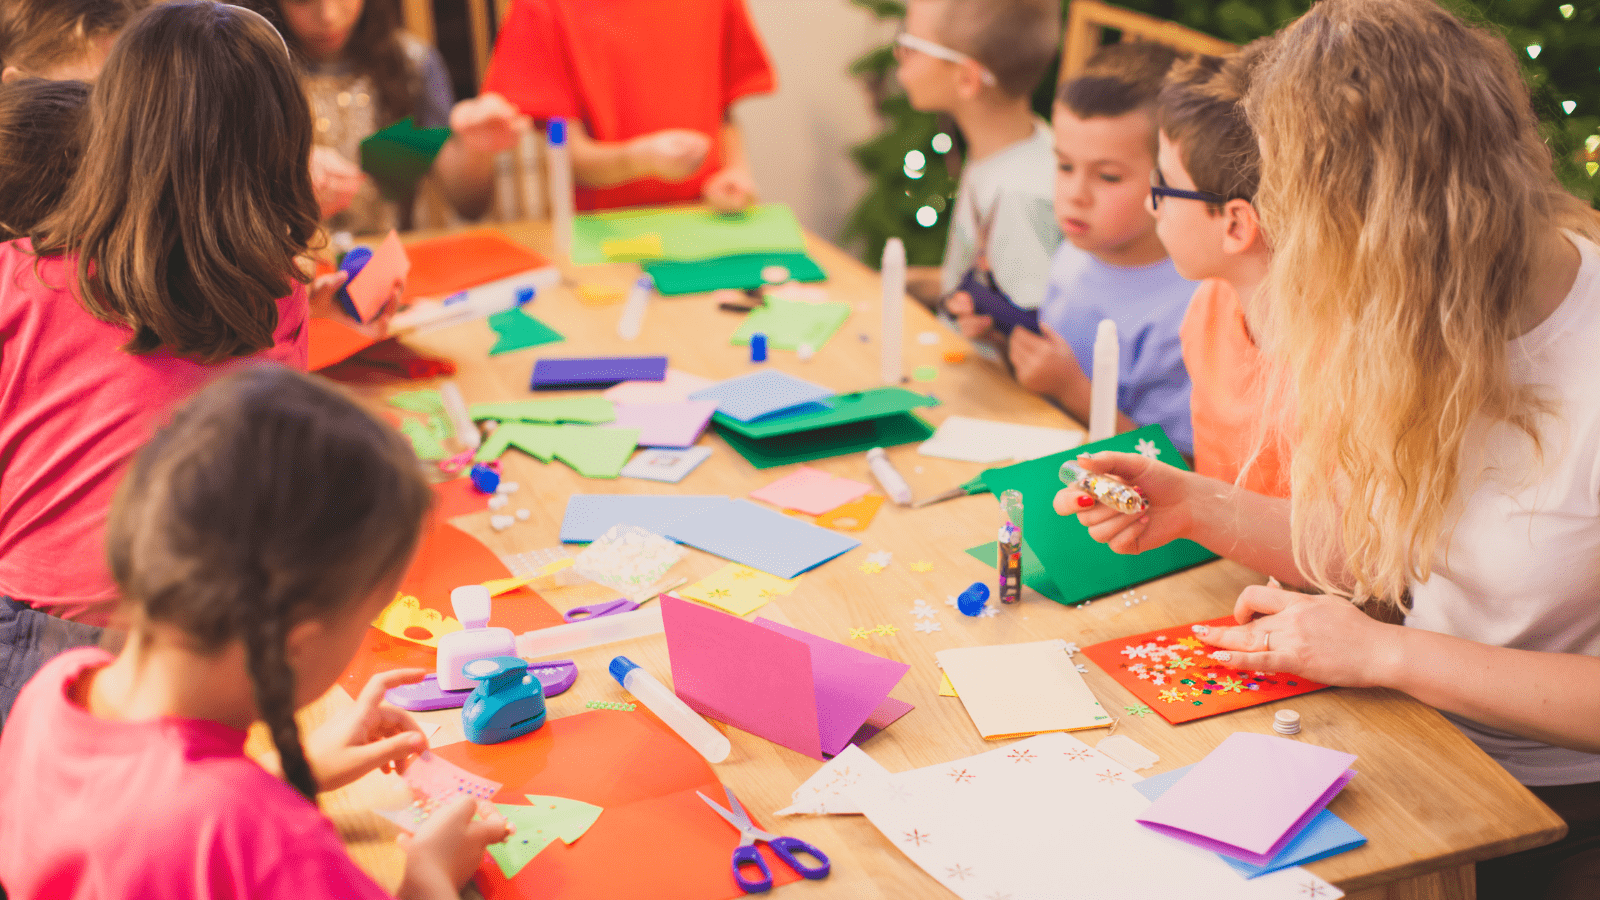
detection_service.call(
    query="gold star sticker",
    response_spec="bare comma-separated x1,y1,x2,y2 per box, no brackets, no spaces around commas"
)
910,561,934,572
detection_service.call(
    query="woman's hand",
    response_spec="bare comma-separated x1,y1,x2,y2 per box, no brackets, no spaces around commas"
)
1053,451,1197,554
309,146,364,219
397,796,513,899
448,92,529,157
1196,586,1404,688
303,668,429,792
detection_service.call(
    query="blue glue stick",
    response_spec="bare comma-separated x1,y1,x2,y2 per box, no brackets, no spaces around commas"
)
334,246,373,322
957,582,989,617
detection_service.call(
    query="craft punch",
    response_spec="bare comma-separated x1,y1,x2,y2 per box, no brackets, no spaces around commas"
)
462,656,547,744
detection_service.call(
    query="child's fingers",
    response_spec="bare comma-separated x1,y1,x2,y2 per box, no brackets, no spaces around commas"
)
346,730,428,776
358,668,428,707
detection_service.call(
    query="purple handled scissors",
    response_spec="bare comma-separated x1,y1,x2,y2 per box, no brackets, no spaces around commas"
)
697,786,830,893
561,597,639,623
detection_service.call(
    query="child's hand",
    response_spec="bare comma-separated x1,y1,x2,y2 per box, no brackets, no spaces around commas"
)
304,669,429,793
703,166,758,213
310,146,364,219
1008,323,1084,399
397,795,513,899
307,270,399,341
1195,587,1401,688
629,129,712,182
1053,451,1196,554
449,92,530,157
942,291,996,340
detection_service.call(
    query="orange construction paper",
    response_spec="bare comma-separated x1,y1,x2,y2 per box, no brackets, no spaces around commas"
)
308,316,380,371
404,230,553,302
348,230,411,322
815,494,885,531
434,710,802,900
431,477,490,522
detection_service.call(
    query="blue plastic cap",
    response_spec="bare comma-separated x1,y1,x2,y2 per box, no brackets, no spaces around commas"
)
957,581,990,617
750,332,768,362
515,285,536,306
609,655,639,685
469,462,501,494
548,118,567,145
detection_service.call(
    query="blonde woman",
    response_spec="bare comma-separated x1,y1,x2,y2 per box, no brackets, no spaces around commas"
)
1056,0,1600,894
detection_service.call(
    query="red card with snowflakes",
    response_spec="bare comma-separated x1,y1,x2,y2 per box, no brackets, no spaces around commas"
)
1082,616,1330,724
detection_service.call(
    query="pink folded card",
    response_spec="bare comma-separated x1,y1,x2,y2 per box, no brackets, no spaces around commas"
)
610,400,718,448
660,596,911,760
1135,731,1357,867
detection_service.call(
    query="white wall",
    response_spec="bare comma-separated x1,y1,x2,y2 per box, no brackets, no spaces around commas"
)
736,0,899,247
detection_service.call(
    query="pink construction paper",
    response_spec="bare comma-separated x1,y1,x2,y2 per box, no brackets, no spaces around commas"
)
749,467,872,516
661,597,911,761
1136,732,1358,866
347,230,411,322
603,369,715,405
610,401,717,448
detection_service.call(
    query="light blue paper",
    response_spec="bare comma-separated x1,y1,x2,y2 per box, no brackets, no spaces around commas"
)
560,495,731,543
1134,765,1366,878
663,499,860,579
688,370,834,423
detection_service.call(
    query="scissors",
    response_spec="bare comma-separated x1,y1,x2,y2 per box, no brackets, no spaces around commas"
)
697,785,830,893
562,597,639,623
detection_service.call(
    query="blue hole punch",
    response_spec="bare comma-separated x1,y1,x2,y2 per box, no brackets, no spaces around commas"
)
334,245,373,322
461,656,547,745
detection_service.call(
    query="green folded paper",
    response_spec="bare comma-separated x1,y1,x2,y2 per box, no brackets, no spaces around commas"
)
570,203,806,265
713,386,938,440
715,411,935,469
488,308,564,356
729,297,851,352
646,251,826,295
359,116,451,201
978,424,1216,606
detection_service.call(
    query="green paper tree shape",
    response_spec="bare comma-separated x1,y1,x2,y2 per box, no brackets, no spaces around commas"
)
488,309,565,356
487,795,605,879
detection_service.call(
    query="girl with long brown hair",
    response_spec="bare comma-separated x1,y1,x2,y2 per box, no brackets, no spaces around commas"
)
0,366,511,899
1058,0,1600,893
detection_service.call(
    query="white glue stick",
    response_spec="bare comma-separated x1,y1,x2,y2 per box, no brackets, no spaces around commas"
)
439,381,480,450
866,447,912,505
617,274,652,340
547,118,574,260
610,656,731,763
1089,318,1119,443
881,237,905,385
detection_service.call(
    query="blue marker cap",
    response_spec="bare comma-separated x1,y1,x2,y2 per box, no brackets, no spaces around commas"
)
957,581,990,617
515,285,536,306
609,655,640,685
750,332,768,362
548,117,567,145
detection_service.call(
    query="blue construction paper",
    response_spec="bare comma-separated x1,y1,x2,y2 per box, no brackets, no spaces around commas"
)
688,370,834,423
560,495,731,543
1134,765,1367,878
662,499,860,579
531,356,668,390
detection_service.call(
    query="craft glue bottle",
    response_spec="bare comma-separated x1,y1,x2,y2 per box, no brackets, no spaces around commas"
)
547,118,574,261
881,237,906,385
610,656,731,763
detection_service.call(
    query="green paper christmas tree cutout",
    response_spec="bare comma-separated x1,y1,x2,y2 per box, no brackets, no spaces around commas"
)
487,308,565,356
487,795,604,879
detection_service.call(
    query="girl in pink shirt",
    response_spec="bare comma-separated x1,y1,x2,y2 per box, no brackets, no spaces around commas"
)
0,364,511,899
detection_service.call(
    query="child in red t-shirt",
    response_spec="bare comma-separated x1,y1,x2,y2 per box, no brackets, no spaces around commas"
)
483,0,776,212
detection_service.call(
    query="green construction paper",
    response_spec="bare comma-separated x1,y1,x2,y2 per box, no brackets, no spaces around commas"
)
713,387,938,440
645,251,826,295
476,422,562,463
729,298,852,352
487,796,604,879
359,116,451,201
570,203,806,265
399,418,447,461
716,411,935,469
387,389,454,442
487,308,565,356
978,425,1217,606
964,538,1064,603
476,422,640,479
471,397,615,425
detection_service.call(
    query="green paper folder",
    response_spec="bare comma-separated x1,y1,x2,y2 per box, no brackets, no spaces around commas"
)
570,203,807,265
359,116,451,201
729,298,851,352
712,387,938,440
716,412,935,469
645,251,826,295
979,424,1217,606
964,539,1064,603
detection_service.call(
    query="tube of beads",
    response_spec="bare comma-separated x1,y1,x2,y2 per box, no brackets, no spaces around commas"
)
1059,460,1148,515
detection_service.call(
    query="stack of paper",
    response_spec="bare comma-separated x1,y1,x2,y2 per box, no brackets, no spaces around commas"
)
919,415,1084,464
936,640,1111,738
708,385,940,469
531,356,668,390
689,370,834,422
570,203,807,266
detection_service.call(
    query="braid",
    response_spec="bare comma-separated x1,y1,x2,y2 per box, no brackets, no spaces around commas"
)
244,611,318,802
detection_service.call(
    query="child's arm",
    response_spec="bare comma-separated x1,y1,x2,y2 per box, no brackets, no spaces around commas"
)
701,119,759,213
432,92,530,221
567,120,711,187
1008,324,1138,434
397,796,513,900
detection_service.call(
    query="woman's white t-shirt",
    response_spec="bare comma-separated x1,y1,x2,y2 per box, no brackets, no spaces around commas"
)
1406,233,1600,786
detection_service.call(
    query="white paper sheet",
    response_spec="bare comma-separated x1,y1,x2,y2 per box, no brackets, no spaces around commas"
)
918,416,1084,464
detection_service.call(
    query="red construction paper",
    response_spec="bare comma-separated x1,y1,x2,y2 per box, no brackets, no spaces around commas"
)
404,230,553,301
308,316,379,371
434,710,801,900
431,477,490,522
348,230,411,322
1081,616,1330,725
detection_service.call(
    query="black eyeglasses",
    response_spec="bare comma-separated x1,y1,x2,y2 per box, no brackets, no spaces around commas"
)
1149,169,1228,210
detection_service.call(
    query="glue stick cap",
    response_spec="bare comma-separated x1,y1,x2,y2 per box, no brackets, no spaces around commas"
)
957,581,990,616
750,332,768,362
609,655,640,686
515,285,536,306
548,117,567,145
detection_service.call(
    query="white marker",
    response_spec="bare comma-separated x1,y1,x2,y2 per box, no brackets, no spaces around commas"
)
881,237,905,385
1089,318,1119,443
617,274,653,340
866,446,913,506
439,380,480,450
547,118,574,260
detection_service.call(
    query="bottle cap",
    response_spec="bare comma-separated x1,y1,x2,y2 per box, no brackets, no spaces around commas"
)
1273,709,1302,734
609,655,640,685
957,581,990,616
515,285,536,306
470,462,501,494
750,332,768,362
548,117,567,145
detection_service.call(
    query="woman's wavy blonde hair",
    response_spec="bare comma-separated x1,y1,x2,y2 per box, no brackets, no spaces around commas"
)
1245,0,1600,606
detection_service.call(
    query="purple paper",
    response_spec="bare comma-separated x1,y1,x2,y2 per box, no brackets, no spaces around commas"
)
610,400,717,448
531,355,668,390
754,618,911,757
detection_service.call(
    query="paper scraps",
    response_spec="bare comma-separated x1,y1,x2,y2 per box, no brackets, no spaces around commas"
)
400,418,448,461
487,308,564,355
488,795,605,878
603,368,715,405
913,620,943,634
774,744,893,816
1095,734,1160,771
618,446,713,483
571,525,684,601
814,494,884,531
730,297,852,352
346,230,410,322
679,563,800,617
372,593,461,647
472,397,615,425
376,750,502,832
750,466,871,516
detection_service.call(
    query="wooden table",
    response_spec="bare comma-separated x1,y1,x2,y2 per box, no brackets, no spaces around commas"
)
312,220,1563,900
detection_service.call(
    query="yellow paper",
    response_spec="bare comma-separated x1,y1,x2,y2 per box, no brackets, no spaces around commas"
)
576,283,625,306
816,494,885,532
938,672,959,697
679,564,800,617
372,593,462,647
601,232,664,260
936,640,1110,739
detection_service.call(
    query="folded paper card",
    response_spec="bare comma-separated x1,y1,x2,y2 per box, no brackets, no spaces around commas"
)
981,425,1216,605
619,447,712,483
403,230,556,302
1080,616,1331,724
646,250,826,295
603,369,715,405
661,596,911,760
359,116,450,200
729,298,852,352
919,415,1085,464
532,356,668,390
472,397,615,425
570,203,807,266
347,230,411,323
689,370,834,423
678,563,800,617
560,495,731,543
717,411,935,469
611,400,718,448
1135,765,1367,878
712,386,938,440
749,467,871,516
1136,732,1357,867
662,498,860,579
937,639,1111,739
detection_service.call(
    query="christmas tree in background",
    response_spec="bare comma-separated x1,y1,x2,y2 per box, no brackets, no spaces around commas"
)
844,0,1599,269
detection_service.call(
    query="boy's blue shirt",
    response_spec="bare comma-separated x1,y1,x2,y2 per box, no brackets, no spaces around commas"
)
1038,244,1197,455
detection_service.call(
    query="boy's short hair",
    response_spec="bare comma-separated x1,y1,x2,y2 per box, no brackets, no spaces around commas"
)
1158,38,1272,204
0,78,87,240
935,0,1061,98
1057,41,1182,120
0,0,142,73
